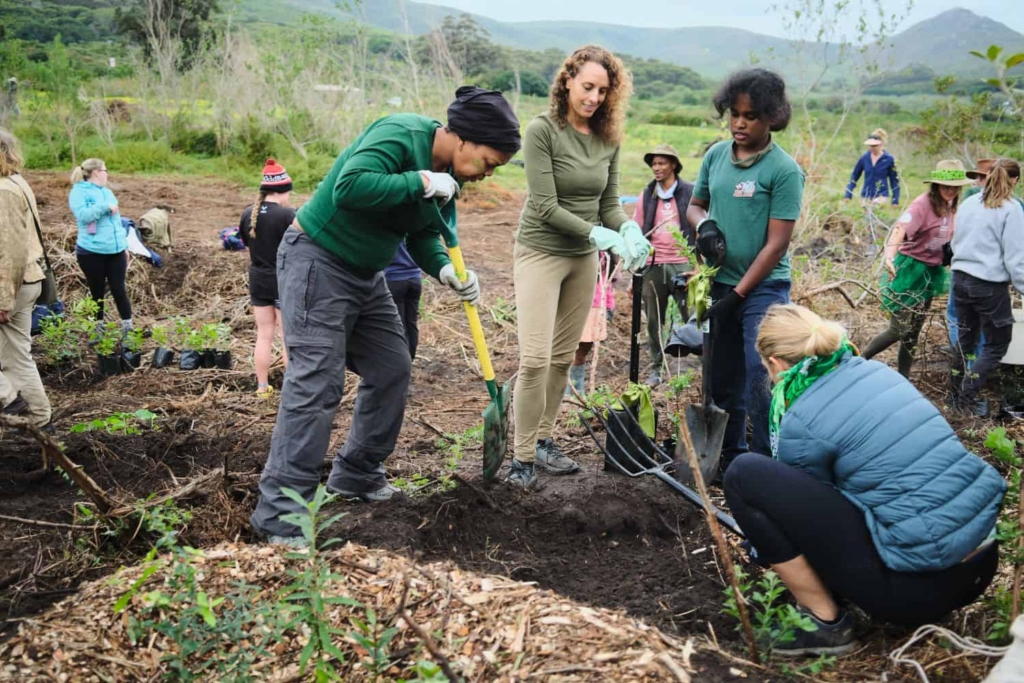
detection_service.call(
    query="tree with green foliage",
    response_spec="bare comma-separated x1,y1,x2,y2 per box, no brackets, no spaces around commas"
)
918,75,994,161
416,14,503,80
970,44,1024,121
114,0,220,68
38,34,88,163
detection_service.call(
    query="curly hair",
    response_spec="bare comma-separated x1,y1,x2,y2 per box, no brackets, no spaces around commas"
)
548,45,632,145
712,68,792,132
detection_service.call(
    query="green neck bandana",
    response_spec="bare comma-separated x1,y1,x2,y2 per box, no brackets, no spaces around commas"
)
768,339,856,458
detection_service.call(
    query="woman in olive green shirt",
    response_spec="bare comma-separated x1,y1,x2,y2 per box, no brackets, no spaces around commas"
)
510,45,651,488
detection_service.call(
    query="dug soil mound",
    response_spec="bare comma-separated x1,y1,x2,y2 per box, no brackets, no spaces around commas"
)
333,471,735,642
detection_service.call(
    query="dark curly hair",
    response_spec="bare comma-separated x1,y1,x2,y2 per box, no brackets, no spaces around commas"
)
549,45,632,145
712,68,792,132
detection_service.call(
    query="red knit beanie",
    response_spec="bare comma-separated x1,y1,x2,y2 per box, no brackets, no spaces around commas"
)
260,159,293,193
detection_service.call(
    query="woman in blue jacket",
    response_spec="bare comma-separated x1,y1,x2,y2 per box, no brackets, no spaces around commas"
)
724,303,1005,657
844,128,900,206
69,158,132,331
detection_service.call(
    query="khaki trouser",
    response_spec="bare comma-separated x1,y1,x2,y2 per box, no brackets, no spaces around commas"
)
0,281,51,425
513,243,597,462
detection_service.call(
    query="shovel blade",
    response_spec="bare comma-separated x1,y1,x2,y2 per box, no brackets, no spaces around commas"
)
481,381,511,482
677,403,729,485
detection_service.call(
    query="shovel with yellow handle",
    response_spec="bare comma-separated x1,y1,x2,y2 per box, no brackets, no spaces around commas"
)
433,200,510,482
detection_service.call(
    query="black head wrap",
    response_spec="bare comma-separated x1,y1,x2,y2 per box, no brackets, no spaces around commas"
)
446,85,521,155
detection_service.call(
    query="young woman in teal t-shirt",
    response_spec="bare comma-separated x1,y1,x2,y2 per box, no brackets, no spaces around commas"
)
686,68,805,472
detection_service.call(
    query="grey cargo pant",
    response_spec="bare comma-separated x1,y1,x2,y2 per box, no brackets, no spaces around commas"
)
251,228,411,538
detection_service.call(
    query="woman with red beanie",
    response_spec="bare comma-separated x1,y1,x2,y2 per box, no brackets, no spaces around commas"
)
239,159,295,398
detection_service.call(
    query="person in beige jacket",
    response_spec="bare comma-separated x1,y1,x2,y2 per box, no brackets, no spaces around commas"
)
0,128,52,427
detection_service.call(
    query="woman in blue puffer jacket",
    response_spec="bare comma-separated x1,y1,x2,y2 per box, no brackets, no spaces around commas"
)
69,158,132,331
724,303,1005,657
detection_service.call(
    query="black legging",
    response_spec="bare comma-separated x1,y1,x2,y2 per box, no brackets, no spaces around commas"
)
76,250,132,321
724,453,998,625
387,278,422,360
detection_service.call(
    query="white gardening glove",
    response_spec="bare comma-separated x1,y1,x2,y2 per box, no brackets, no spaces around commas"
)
439,264,481,306
420,171,460,206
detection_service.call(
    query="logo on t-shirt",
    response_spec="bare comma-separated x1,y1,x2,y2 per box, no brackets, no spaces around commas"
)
734,181,756,198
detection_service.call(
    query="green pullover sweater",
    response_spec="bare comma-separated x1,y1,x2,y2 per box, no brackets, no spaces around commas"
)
516,113,629,256
296,114,451,278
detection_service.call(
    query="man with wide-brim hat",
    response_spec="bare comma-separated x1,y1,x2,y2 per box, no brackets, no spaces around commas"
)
631,143,694,385
965,158,1023,207
862,159,968,377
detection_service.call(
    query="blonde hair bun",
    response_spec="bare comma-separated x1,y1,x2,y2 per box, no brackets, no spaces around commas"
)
756,304,847,364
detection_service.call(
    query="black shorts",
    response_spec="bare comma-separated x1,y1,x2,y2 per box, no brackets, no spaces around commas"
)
249,266,279,308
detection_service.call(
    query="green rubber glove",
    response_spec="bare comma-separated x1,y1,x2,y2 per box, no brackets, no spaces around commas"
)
620,220,653,271
588,225,628,255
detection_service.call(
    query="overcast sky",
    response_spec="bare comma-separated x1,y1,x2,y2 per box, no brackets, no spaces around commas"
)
419,1,1023,37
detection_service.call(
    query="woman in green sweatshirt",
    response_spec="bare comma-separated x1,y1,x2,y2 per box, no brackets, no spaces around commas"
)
509,45,652,489
252,87,521,546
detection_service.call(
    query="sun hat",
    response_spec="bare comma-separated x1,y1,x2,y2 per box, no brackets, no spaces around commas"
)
966,158,998,180
644,144,683,175
922,159,974,187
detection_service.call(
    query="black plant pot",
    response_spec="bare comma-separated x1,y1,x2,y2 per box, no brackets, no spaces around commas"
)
97,353,122,377
179,349,202,371
214,350,232,369
152,347,175,369
121,350,142,372
200,349,217,369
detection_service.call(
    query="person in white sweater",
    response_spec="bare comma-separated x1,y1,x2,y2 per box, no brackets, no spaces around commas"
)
949,159,1024,415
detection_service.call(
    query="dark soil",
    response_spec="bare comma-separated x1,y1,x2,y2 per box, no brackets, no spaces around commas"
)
330,466,737,644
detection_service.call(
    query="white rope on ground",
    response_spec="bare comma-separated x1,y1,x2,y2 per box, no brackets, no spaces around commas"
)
887,624,1009,682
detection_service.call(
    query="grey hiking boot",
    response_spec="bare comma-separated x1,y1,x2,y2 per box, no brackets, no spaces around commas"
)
505,458,538,489
773,608,857,657
535,438,579,474
327,481,402,503
565,364,587,398
646,368,662,387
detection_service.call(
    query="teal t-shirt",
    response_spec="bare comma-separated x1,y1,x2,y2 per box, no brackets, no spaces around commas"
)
692,140,805,286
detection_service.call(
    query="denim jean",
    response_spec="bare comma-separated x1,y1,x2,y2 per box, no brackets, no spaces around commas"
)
951,272,1014,402
710,279,791,469
947,294,986,358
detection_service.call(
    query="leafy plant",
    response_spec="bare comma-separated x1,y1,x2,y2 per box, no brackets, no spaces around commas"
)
91,320,122,356
985,428,1020,467
349,607,399,680
200,322,231,350
723,567,818,654
151,324,169,347
38,313,80,365
278,485,358,680
124,327,146,353
71,296,101,335
489,298,516,326
71,409,159,436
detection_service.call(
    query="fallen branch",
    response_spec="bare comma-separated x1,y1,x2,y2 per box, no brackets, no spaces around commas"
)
676,419,760,665
0,414,118,514
108,468,225,517
0,514,100,531
795,279,878,309
401,605,461,683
